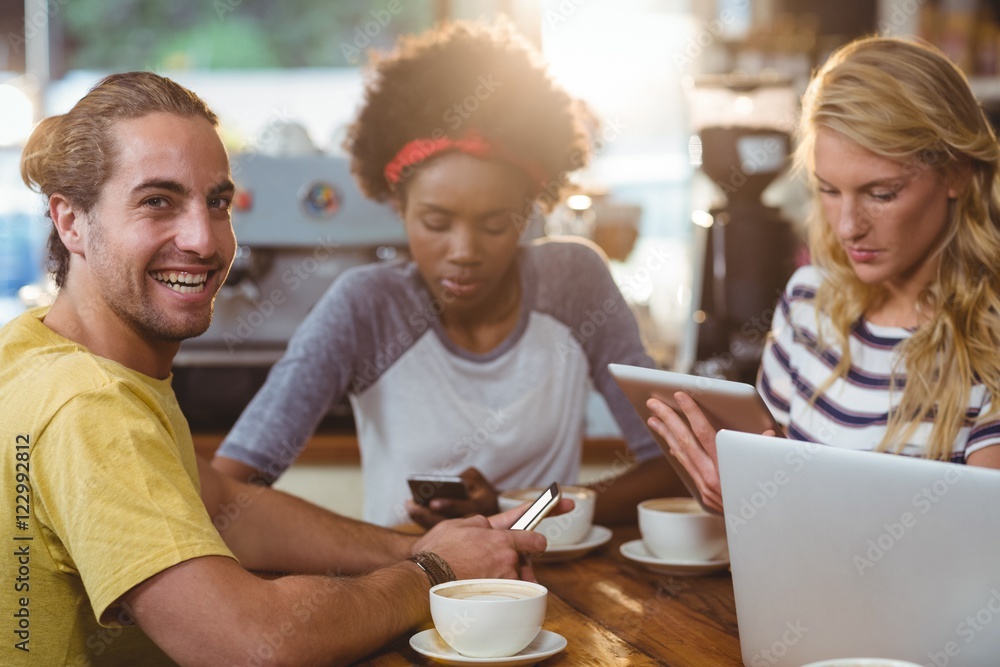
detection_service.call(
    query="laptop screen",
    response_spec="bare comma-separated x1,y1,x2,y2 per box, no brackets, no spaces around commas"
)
717,430,1000,667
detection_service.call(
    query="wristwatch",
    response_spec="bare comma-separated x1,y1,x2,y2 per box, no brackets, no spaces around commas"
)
407,551,456,587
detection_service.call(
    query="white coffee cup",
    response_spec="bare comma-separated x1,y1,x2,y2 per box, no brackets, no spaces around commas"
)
498,485,596,546
429,579,547,658
638,497,727,561
799,660,924,667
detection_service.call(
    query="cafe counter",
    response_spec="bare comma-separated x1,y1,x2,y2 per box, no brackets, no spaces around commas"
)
191,432,635,466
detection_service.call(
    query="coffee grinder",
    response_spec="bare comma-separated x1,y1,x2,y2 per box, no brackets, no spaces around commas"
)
685,75,800,382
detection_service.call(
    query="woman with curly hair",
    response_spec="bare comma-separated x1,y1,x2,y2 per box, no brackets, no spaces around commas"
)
213,19,678,527
647,36,1000,512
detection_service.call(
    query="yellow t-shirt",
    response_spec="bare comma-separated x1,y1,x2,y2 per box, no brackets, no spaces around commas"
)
0,308,236,666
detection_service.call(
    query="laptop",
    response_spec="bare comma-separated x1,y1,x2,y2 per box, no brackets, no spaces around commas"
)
716,430,1000,667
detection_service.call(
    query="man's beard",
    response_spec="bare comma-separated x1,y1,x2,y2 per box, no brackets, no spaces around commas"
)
88,220,220,343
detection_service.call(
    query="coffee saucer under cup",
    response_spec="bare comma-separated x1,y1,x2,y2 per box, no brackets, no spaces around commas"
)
409,628,567,666
620,539,730,576
799,660,925,667
533,525,612,563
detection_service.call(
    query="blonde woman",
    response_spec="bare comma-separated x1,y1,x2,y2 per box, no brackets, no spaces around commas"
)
647,36,1000,512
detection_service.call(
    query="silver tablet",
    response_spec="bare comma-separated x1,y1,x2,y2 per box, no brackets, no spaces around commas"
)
608,363,784,513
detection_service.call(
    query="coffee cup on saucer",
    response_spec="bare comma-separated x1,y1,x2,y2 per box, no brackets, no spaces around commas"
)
499,485,596,546
429,579,548,658
638,497,727,561
799,660,924,667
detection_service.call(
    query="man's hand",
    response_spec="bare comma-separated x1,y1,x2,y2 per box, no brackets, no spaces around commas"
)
412,498,575,581
406,467,500,529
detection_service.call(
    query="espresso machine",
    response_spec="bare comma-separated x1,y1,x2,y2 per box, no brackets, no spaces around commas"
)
171,152,407,429
685,75,800,383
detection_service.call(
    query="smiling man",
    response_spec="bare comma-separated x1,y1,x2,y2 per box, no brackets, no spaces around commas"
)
0,71,551,667
44,109,235,376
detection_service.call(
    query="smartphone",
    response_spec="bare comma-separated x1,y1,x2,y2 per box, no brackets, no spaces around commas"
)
407,474,470,507
510,482,561,531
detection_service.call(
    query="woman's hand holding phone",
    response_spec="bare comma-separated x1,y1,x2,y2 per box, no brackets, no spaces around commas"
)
406,467,500,529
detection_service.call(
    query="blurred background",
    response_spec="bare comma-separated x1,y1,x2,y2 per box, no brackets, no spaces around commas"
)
2,0,998,514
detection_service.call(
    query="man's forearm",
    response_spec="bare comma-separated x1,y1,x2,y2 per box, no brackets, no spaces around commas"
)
201,460,416,573
260,561,431,665
130,554,432,667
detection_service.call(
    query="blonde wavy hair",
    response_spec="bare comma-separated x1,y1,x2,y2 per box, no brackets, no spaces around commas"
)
794,36,1000,460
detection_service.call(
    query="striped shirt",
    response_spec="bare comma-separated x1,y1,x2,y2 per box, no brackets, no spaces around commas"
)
757,266,1000,462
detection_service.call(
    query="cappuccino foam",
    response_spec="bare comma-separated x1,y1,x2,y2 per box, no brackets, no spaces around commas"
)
434,582,540,601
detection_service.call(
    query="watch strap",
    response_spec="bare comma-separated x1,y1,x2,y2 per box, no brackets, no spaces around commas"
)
407,550,456,587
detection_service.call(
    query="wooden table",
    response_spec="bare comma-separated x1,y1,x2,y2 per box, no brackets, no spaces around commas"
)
354,526,744,666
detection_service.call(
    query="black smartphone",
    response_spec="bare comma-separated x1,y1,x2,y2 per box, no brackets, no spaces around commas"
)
510,482,561,531
407,474,470,507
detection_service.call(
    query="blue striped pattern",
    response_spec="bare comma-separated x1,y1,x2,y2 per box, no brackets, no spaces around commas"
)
757,266,1000,462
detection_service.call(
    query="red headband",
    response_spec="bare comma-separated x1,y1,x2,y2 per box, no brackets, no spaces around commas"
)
383,131,548,189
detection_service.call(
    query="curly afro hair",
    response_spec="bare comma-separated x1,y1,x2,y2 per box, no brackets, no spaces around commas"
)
345,18,591,210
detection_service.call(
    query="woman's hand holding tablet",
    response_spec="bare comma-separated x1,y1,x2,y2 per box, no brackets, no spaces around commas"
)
608,364,784,514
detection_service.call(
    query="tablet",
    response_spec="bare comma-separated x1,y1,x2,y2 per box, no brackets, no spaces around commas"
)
608,363,784,513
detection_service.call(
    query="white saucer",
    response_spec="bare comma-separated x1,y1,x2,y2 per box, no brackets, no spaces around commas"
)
619,539,730,576
409,628,567,666
534,525,613,563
